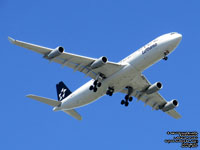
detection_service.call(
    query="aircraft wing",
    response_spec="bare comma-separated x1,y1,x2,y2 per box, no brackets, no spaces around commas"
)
9,37,124,79
120,74,181,119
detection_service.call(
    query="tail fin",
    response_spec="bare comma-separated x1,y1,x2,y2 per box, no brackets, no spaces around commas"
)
56,81,72,101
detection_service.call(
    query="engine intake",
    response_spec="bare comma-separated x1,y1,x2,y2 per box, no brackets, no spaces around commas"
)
162,99,179,112
90,56,108,69
46,46,64,59
145,82,162,94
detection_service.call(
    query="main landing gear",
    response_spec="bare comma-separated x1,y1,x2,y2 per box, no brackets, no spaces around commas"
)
106,87,114,96
121,86,133,107
163,50,169,61
89,73,105,92
89,80,102,92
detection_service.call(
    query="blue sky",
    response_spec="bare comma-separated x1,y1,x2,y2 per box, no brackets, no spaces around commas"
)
1,0,199,149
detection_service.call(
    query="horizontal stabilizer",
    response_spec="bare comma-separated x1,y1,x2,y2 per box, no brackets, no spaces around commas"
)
63,109,82,120
26,94,61,107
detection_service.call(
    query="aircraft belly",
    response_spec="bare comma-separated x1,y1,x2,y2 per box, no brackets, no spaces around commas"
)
61,81,106,109
61,46,165,110
105,65,139,92
61,65,139,110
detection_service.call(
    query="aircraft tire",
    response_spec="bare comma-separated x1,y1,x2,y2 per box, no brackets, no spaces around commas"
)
93,87,97,92
89,85,94,90
125,101,129,107
97,82,101,87
106,91,110,95
121,100,125,105
129,97,133,102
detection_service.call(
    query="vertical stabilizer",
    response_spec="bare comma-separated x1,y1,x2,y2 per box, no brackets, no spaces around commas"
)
56,81,72,101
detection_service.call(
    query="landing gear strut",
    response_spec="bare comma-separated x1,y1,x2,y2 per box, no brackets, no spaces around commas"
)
121,86,133,107
163,50,169,61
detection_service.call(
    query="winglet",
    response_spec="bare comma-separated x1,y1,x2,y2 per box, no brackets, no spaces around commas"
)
8,36,16,44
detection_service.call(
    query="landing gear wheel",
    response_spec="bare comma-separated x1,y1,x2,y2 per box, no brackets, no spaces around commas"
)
129,97,133,102
109,92,113,96
163,50,169,61
93,87,97,92
121,86,133,107
106,91,110,95
97,82,101,87
89,85,94,90
106,91,113,96
121,100,125,105
163,57,168,60
106,87,114,96
125,101,129,107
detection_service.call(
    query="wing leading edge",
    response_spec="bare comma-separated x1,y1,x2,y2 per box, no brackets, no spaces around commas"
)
8,37,124,80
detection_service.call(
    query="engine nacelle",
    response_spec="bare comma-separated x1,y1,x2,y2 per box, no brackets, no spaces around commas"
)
47,46,64,59
162,99,179,112
90,56,108,69
145,82,162,94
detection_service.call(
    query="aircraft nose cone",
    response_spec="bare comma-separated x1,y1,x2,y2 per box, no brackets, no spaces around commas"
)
171,33,182,46
176,33,182,43
166,32,182,52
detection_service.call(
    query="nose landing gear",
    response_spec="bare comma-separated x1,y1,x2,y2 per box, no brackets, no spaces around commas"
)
163,50,169,61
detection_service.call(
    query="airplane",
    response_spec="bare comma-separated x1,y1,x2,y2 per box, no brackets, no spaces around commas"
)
8,32,182,120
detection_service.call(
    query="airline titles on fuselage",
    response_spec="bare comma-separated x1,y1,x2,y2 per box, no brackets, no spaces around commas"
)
142,43,157,55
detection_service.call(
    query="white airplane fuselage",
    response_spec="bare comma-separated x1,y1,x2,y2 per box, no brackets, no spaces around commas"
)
53,32,182,111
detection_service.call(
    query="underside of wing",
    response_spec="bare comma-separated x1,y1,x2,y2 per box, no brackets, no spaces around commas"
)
166,109,181,119
120,74,181,119
8,37,52,54
52,54,124,79
9,37,124,79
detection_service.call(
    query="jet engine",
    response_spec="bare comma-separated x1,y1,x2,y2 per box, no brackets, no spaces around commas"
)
162,99,179,112
145,82,162,94
90,56,108,69
46,46,64,59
